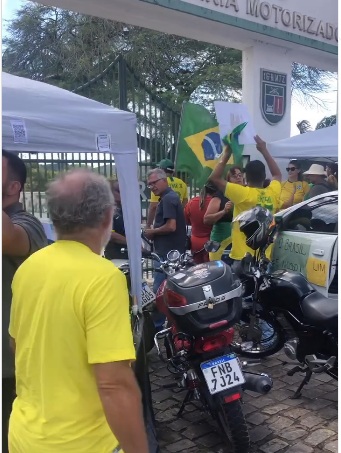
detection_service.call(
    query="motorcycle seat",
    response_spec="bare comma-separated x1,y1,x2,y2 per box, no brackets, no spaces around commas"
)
301,291,338,333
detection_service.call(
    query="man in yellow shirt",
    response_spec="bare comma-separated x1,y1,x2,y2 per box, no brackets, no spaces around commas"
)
210,136,282,262
9,170,148,453
146,158,188,228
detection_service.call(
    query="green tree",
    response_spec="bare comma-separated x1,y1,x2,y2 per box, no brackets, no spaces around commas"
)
25,164,55,191
2,3,335,110
315,114,337,130
297,114,337,134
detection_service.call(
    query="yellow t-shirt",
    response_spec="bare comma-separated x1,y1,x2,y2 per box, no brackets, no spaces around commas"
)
150,176,188,202
280,180,310,208
225,180,281,260
9,240,135,453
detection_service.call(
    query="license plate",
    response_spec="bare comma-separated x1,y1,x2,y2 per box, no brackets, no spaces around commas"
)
200,353,245,395
141,282,156,308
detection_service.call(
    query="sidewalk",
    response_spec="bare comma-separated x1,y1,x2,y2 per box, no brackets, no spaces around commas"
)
148,350,338,453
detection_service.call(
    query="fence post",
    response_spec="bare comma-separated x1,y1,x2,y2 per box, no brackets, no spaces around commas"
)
118,56,128,111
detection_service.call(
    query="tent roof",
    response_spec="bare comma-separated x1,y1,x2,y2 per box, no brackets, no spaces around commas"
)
268,125,338,160
2,72,143,307
2,72,137,155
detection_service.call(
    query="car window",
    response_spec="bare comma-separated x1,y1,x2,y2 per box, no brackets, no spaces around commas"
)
283,196,338,234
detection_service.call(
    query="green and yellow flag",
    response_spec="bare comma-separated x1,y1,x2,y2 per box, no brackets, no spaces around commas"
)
175,102,245,186
222,121,248,168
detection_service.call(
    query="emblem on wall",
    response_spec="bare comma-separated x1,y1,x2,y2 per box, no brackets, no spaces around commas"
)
260,69,287,125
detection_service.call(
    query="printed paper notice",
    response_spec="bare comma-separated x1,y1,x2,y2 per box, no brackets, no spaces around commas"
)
11,119,28,144
96,133,111,152
214,102,256,145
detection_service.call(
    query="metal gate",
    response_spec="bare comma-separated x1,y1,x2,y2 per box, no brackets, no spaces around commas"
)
21,55,181,221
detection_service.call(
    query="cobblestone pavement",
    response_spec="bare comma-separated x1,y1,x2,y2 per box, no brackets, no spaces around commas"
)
148,349,338,453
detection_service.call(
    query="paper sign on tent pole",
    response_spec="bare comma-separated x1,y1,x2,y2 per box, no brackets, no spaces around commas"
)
214,101,256,145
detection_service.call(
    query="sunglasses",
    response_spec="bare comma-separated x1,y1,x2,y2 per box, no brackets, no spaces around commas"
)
286,167,297,172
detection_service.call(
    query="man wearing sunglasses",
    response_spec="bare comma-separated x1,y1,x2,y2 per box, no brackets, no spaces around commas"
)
144,168,186,294
146,159,188,229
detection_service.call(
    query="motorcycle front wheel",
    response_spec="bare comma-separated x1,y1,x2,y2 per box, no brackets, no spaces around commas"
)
215,400,250,453
232,309,286,358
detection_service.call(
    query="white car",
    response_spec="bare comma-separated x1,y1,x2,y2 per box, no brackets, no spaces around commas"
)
272,191,338,298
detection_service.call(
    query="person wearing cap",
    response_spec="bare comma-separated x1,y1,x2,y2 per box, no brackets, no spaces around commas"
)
146,159,188,228
2,150,48,453
303,164,334,200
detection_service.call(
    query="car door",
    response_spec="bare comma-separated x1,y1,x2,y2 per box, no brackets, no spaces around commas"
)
272,194,338,298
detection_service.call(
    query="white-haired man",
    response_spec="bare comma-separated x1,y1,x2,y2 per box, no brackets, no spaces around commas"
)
144,168,187,294
8,169,148,453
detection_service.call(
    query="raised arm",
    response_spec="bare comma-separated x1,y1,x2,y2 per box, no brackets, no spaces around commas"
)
209,146,232,193
254,135,282,182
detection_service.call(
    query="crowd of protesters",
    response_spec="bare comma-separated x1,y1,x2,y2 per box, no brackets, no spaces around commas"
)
2,143,337,452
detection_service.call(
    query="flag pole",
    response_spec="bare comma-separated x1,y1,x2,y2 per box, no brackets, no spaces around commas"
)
174,101,187,172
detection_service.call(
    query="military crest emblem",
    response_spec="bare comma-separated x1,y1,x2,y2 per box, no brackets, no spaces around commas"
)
260,69,287,125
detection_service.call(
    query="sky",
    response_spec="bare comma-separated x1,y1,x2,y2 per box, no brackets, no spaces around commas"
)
2,0,338,138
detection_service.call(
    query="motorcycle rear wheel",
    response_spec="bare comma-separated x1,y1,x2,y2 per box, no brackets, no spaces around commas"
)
232,310,286,358
215,400,250,453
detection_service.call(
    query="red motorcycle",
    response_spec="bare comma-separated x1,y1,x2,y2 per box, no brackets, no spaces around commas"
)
151,245,273,453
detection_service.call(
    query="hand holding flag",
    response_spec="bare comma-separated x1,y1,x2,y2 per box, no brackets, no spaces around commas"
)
221,122,248,168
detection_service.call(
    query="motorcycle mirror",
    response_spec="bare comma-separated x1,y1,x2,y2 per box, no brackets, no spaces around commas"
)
167,250,181,262
274,215,283,225
204,240,220,253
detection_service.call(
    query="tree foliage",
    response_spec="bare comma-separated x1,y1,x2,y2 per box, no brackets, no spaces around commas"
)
2,4,242,111
297,114,337,133
315,114,337,130
2,3,335,111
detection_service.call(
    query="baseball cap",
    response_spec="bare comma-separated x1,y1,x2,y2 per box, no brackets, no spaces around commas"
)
158,159,174,172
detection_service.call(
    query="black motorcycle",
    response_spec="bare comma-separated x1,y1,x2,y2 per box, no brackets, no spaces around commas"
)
149,244,273,453
232,208,338,399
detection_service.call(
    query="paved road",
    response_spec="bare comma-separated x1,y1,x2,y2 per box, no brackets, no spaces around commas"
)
148,349,338,453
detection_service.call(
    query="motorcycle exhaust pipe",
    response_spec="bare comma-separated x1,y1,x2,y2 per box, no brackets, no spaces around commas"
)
242,371,273,395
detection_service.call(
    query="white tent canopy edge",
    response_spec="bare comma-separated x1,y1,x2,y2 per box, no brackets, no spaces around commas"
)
2,72,142,308
268,125,338,160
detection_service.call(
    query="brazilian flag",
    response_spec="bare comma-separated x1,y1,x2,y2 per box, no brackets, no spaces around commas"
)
175,102,245,187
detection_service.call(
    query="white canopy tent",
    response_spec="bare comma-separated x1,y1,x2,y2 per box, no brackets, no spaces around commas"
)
268,125,338,160
2,72,142,307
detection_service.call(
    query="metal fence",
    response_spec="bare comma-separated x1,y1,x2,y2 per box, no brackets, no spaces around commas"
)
20,55,188,220
19,56,187,278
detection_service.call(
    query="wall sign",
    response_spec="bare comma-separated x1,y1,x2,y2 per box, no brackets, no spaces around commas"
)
260,69,287,126
181,0,338,44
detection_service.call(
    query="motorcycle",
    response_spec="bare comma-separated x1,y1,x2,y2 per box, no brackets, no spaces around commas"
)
231,208,338,399
150,242,273,453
